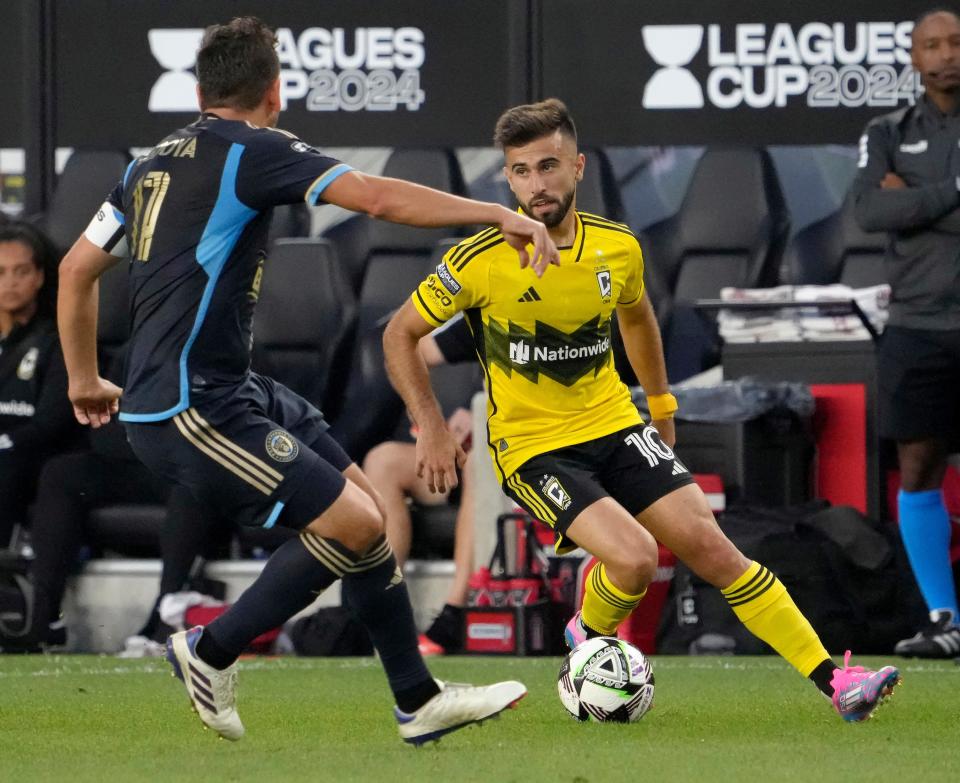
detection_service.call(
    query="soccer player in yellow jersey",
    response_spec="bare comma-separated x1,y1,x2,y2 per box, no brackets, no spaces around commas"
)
384,98,900,721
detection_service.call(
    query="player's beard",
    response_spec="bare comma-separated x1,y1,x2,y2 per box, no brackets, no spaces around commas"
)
520,186,576,228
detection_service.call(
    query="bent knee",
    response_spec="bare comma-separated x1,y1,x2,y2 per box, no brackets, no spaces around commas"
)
308,481,386,554
606,531,658,592
350,494,386,552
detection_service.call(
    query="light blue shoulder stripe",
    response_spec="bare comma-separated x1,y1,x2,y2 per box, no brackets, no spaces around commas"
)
121,142,256,423
306,163,353,205
122,158,138,188
179,142,257,406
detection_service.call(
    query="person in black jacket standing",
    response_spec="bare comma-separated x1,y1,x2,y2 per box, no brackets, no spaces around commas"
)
853,9,960,658
0,222,78,547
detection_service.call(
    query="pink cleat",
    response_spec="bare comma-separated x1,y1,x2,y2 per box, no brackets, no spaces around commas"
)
830,650,901,722
564,611,588,650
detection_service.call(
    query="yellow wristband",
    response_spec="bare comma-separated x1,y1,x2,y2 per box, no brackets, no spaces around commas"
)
647,392,678,420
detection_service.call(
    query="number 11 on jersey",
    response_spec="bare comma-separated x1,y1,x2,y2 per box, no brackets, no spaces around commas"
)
131,171,171,262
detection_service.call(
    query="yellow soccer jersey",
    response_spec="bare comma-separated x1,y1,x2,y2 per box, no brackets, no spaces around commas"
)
411,211,645,479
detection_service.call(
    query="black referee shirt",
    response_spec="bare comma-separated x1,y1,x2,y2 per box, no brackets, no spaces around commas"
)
852,95,960,330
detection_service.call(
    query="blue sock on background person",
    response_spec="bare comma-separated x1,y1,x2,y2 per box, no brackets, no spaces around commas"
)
898,489,960,620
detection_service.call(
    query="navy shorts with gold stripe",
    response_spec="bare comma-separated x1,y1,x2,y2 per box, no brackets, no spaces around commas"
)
501,424,694,553
124,373,350,530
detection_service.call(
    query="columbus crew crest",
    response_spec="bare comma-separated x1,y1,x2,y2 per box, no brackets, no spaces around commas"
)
596,269,612,302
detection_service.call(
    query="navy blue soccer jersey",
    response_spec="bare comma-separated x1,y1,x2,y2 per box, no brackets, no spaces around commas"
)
83,113,351,421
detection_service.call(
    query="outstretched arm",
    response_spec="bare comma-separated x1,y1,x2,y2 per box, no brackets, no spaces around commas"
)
321,171,560,276
57,235,124,427
383,300,465,494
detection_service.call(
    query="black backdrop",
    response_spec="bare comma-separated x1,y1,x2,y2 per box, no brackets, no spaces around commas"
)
52,0,529,148
541,0,932,145
4,1,945,152
1,0,27,147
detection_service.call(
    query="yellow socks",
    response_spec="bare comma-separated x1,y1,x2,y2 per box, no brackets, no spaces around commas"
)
581,563,647,636
722,561,830,677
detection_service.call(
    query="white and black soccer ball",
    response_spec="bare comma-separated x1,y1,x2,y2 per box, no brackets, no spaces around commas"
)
557,636,655,723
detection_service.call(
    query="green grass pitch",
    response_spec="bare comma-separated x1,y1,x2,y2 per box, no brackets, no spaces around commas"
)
1,655,957,782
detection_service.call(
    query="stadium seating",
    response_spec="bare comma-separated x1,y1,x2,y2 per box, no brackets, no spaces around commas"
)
639,147,790,379
252,238,355,410
40,150,131,253
267,202,312,244
779,189,888,288
577,148,625,222
328,239,465,460
96,258,131,351
640,146,790,313
321,148,470,297
320,214,371,297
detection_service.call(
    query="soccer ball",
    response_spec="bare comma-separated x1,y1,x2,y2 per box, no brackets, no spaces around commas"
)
557,636,655,722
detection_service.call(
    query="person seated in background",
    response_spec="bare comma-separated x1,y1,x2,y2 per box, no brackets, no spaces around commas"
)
0,221,79,549
363,314,479,654
14,331,259,654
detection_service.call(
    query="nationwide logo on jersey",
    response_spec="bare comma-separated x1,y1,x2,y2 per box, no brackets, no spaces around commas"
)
542,475,573,510
509,340,531,366
265,429,299,463
484,316,612,386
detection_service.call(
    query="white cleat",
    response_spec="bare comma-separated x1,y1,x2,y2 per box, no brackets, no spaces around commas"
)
395,679,527,746
166,626,244,741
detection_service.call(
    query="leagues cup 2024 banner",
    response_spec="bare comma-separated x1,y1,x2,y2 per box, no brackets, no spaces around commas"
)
52,0,937,148
52,0,526,148
542,0,934,145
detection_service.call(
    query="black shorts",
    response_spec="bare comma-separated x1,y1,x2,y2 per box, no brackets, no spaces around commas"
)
501,424,695,552
124,373,351,531
877,326,960,443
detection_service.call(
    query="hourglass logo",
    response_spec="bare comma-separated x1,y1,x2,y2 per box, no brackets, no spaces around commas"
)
148,29,205,112
641,25,704,109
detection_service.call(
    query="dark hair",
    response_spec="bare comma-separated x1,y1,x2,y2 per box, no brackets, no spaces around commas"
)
196,17,279,111
493,98,578,148
0,221,57,272
914,8,960,30
0,220,59,316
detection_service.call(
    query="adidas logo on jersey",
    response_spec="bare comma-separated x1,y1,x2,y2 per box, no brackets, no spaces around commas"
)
518,286,542,303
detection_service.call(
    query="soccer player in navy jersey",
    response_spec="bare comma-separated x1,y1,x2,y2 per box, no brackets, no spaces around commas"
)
56,17,557,744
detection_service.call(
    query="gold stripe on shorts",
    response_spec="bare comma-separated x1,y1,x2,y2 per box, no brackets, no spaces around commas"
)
184,408,284,482
173,411,278,495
